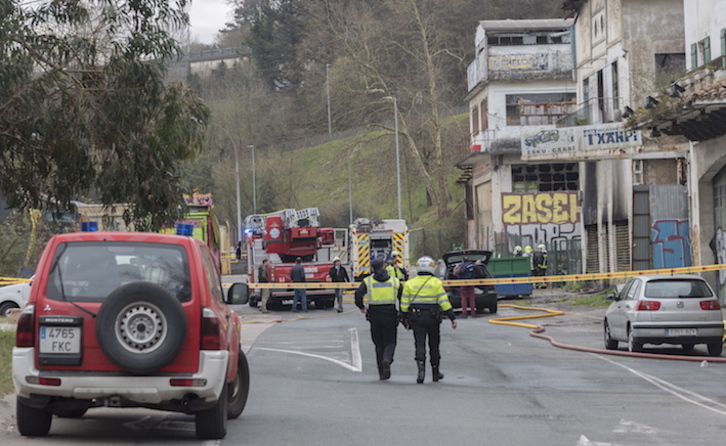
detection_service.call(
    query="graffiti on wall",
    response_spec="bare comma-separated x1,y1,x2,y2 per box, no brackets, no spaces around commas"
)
651,219,691,269
710,227,726,287
502,192,580,225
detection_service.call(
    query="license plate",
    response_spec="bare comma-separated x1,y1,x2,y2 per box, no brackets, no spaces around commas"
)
39,326,81,354
667,328,697,336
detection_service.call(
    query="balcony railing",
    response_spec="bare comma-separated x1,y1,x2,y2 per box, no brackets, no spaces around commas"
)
555,97,624,127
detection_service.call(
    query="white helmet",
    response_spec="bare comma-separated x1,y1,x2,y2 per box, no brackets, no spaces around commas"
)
537,244,546,252
333,256,340,262
391,250,400,258
416,256,436,274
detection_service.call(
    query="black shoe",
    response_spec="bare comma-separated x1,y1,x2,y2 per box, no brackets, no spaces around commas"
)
381,358,391,380
432,365,444,382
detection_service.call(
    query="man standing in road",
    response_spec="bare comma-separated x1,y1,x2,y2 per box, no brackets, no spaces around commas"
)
355,258,403,380
258,259,271,313
290,257,307,312
401,256,457,384
329,257,349,313
386,250,409,282
453,256,476,318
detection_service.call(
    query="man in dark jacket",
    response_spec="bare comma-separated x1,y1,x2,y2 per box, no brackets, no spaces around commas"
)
258,258,271,313
355,258,403,380
329,257,349,312
290,257,307,312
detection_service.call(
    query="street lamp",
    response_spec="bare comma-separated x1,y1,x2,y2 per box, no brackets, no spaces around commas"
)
383,96,402,220
211,123,242,244
249,144,256,214
326,64,332,138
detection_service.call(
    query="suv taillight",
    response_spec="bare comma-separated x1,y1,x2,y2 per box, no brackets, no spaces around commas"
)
200,307,222,350
15,305,35,348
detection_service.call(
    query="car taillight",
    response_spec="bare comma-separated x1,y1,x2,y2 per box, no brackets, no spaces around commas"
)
700,300,721,310
15,305,35,348
170,378,208,387
200,307,222,351
26,376,61,386
636,300,661,311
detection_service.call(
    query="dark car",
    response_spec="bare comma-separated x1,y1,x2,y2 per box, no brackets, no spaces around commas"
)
439,250,497,314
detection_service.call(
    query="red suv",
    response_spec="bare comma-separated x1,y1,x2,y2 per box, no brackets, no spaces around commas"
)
12,232,250,440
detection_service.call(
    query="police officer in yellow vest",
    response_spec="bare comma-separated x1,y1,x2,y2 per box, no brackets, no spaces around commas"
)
355,258,403,380
386,250,409,282
401,256,457,384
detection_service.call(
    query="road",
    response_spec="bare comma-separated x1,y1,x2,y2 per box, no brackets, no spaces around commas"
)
3,300,726,445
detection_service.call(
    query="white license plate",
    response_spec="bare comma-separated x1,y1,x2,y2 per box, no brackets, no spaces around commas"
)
39,326,81,354
667,328,697,336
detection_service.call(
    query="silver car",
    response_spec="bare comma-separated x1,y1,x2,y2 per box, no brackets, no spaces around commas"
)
603,274,724,356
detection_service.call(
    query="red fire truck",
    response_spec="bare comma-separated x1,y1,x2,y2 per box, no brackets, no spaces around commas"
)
244,208,347,310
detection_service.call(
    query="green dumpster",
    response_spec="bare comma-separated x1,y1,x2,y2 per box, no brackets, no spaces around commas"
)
488,257,532,297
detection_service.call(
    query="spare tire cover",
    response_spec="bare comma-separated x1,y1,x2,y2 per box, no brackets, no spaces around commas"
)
96,282,187,374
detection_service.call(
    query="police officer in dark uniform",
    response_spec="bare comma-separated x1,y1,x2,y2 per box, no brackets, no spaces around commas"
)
355,258,403,380
400,256,457,384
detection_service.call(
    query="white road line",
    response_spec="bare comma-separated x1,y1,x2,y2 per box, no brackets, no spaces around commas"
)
350,328,362,372
595,354,726,416
256,347,363,372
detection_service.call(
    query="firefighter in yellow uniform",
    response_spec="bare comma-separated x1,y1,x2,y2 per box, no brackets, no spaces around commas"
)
400,256,457,384
386,250,409,282
355,258,403,380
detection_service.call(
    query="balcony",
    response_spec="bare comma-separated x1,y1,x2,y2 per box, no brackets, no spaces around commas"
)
467,44,574,91
556,97,623,127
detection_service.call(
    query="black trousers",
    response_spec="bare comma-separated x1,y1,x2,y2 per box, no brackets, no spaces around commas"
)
409,309,441,365
368,306,398,370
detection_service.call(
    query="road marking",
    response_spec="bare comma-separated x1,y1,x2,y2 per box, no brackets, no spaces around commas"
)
350,328,362,372
596,354,726,416
257,328,362,373
122,415,152,432
577,435,624,445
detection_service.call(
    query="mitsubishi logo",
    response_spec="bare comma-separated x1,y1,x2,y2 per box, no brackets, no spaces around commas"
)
44,304,52,312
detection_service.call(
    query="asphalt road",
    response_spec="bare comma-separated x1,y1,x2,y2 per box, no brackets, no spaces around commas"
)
3,296,726,445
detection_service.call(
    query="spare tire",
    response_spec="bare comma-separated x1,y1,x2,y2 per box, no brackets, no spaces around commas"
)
96,282,187,374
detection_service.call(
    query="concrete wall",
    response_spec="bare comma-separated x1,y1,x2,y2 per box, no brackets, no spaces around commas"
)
622,0,685,105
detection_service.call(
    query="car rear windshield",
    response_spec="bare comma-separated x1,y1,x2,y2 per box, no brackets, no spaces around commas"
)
644,279,714,299
46,241,191,303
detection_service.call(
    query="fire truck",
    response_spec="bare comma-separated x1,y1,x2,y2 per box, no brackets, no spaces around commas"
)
348,218,409,280
244,208,347,309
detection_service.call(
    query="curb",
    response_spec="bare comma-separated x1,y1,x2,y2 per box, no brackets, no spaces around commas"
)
0,393,15,431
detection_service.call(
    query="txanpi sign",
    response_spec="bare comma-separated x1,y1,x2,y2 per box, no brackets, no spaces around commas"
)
521,123,642,161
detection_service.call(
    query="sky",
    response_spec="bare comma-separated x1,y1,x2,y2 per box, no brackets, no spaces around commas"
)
189,0,234,45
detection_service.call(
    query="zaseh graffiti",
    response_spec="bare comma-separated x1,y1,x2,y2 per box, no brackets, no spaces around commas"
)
651,219,691,269
500,191,581,254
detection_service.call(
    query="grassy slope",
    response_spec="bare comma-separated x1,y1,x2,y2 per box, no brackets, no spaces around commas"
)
275,114,470,254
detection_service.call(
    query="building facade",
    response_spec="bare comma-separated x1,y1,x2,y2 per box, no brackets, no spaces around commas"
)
462,19,580,273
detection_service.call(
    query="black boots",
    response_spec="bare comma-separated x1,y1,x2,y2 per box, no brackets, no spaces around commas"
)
416,360,425,384
432,365,444,382
380,358,391,380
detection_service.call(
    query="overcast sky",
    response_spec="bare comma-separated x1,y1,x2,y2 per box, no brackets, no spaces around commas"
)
189,0,234,45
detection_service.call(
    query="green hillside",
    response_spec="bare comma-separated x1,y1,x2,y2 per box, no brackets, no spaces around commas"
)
266,113,471,260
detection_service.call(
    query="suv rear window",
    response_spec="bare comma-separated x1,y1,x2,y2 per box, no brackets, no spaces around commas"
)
46,241,191,303
644,279,713,299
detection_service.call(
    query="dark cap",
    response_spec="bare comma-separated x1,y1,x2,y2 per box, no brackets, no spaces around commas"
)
295,257,302,264
371,258,385,271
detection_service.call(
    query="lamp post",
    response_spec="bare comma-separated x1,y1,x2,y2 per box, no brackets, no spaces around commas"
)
212,123,242,244
233,143,242,244
383,96,402,220
326,64,332,138
249,144,256,214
